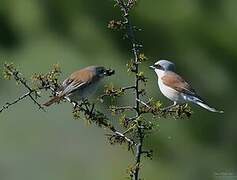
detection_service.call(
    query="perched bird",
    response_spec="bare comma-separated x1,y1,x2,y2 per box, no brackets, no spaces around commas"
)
150,60,223,113
43,66,115,106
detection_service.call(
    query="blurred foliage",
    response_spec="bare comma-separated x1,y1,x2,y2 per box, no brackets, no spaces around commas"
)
0,0,236,180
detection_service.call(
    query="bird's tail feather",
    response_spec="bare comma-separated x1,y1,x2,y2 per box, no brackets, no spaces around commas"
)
195,101,224,113
186,96,224,113
43,96,63,107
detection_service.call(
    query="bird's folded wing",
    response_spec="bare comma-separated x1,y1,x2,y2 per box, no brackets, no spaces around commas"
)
61,79,87,96
161,71,197,96
60,70,94,97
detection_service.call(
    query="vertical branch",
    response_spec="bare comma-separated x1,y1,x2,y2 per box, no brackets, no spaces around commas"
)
115,1,144,179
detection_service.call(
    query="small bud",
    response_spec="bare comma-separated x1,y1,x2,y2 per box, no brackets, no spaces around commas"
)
108,20,124,30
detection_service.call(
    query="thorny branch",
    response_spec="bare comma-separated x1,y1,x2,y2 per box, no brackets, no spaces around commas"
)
1,63,135,147
114,0,145,179
108,0,192,179
0,63,45,113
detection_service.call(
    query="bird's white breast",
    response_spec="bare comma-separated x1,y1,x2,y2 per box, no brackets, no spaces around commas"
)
157,73,185,103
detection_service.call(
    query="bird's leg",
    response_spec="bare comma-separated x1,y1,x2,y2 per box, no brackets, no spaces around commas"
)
161,102,177,111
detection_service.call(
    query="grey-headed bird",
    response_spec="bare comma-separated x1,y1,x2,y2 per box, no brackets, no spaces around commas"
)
150,60,223,113
43,66,114,106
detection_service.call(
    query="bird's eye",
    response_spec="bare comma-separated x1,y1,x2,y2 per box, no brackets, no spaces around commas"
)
154,64,161,69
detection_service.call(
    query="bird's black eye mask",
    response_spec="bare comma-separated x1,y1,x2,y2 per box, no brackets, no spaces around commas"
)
154,64,164,70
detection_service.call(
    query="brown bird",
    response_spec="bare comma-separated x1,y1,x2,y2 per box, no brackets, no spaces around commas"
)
43,66,115,106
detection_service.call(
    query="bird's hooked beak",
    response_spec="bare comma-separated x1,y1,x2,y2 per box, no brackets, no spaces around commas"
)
149,65,155,70
104,68,115,76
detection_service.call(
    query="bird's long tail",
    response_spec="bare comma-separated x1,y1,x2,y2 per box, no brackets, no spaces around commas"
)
186,96,224,113
43,95,64,107
195,101,224,113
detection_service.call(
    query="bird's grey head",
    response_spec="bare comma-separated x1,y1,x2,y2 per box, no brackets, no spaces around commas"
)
87,66,115,78
150,60,175,72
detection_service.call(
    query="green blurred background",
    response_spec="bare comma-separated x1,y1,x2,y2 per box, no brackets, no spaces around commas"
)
0,0,236,179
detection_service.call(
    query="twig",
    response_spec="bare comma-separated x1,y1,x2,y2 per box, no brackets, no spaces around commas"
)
0,92,30,113
136,98,151,109
111,106,136,112
28,93,45,111
100,85,136,100
1,64,45,113
121,85,136,91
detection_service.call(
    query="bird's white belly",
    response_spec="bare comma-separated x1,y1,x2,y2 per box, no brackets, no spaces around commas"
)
158,79,185,103
68,81,100,102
